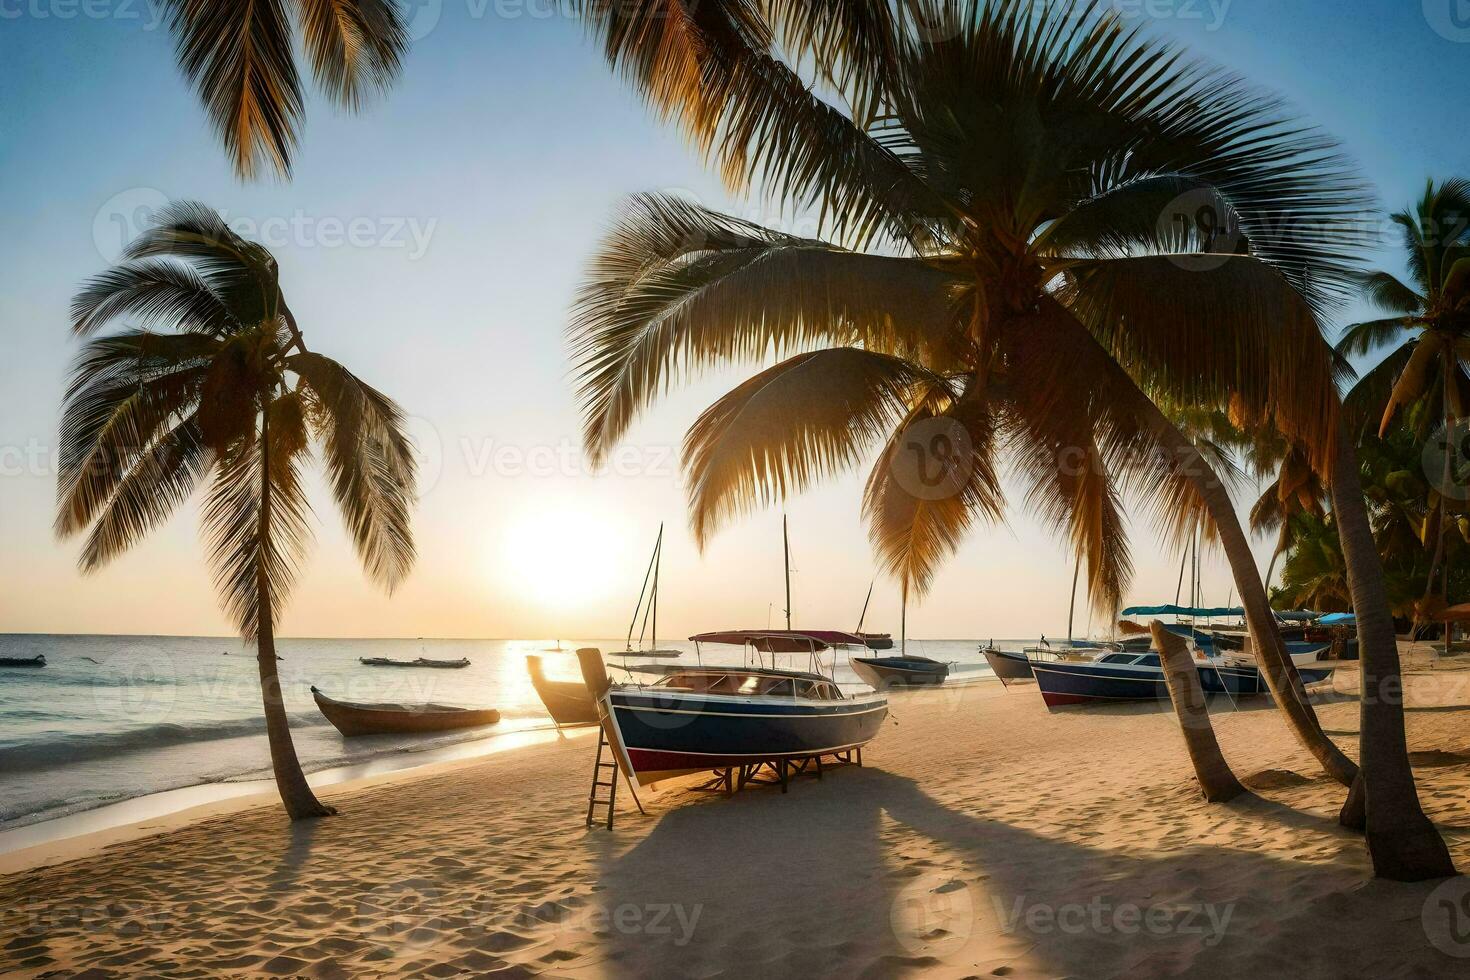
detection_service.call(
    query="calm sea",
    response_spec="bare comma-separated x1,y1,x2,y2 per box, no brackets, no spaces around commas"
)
0,634,1005,832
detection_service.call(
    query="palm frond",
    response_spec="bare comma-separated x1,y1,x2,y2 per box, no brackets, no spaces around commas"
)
571,193,962,463
863,379,1004,597
70,259,242,338
1037,175,1240,258
295,0,406,110
1335,317,1413,358
78,418,212,571
1360,271,1424,315
290,352,416,590
683,348,939,547
1060,254,1341,470
166,0,303,180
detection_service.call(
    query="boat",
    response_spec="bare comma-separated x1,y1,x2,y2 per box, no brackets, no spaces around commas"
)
359,656,470,669
310,686,500,736
851,654,949,688
1032,650,1335,708
0,654,45,668
983,646,1036,683
578,637,887,787
618,524,683,658
858,632,894,650
527,654,600,726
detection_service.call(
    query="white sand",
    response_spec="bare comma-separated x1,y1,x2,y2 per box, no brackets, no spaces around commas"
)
4,653,1470,977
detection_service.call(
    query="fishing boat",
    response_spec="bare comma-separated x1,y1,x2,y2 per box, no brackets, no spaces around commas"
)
310,687,500,736
0,654,45,668
983,646,1037,683
1032,650,1334,708
526,654,599,726
579,635,887,788
359,656,470,669
618,524,682,658
851,654,949,688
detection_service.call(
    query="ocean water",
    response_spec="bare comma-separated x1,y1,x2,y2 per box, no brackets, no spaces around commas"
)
0,634,1003,832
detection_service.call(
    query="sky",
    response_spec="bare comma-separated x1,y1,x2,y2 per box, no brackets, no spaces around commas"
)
0,1,1466,641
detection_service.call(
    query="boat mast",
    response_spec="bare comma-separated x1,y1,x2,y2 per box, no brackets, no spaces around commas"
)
651,526,662,650
1066,555,1080,645
783,515,792,631
855,578,875,633
900,585,907,655
627,524,662,652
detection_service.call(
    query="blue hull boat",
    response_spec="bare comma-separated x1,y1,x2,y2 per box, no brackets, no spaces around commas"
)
605,665,888,785
1032,652,1334,708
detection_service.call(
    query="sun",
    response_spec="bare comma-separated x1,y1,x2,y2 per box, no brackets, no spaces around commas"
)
495,504,629,610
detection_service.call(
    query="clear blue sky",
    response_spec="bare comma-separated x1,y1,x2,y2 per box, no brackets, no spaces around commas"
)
1,2,1466,639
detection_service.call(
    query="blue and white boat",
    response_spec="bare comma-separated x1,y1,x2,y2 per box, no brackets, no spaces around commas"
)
1032,650,1335,708
591,631,889,787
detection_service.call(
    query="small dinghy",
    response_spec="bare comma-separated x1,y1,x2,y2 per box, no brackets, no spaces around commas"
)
851,654,949,688
0,654,46,668
359,656,470,669
311,687,500,736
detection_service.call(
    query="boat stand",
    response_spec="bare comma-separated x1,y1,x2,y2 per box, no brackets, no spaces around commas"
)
693,748,864,798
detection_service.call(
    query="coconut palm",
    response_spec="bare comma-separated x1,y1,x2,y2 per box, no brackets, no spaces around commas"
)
57,202,416,820
159,0,410,179
163,0,897,181
1339,179,1470,614
1251,443,1327,591
572,0,1459,879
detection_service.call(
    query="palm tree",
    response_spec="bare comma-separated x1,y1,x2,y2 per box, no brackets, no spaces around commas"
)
1339,179,1470,613
57,202,417,820
571,2,1367,791
1251,443,1327,592
161,0,897,181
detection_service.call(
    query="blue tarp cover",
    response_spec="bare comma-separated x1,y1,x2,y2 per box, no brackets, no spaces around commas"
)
1120,604,1244,617
1318,612,1356,625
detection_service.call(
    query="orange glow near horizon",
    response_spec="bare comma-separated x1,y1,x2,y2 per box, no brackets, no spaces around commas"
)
492,502,632,613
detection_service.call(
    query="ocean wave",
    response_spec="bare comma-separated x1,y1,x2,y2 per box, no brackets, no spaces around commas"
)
0,713,324,773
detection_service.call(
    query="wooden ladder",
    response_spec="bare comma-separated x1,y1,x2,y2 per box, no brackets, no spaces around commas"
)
585,726,621,829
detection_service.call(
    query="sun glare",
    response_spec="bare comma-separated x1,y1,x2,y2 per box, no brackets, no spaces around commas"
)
496,505,628,610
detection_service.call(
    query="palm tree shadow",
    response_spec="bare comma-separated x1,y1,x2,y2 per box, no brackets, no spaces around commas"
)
584,766,1399,977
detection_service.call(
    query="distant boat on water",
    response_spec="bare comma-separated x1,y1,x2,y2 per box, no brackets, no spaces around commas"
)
311,687,500,736
359,656,470,669
620,524,682,658
0,654,45,668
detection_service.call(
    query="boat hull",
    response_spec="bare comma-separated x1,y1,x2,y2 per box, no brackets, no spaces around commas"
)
982,648,1034,682
1033,660,1333,708
359,657,470,669
527,655,600,726
0,655,46,668
851,656,948,688
311,687,500,736
608,689,888,785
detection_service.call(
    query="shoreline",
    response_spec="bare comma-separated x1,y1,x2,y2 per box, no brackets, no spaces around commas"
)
0,723,597,872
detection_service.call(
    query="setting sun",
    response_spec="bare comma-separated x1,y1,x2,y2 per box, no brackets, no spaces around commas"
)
494,503,630,610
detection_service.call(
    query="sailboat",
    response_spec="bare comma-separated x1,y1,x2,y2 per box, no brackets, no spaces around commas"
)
622,524,681,658
851,585,950,689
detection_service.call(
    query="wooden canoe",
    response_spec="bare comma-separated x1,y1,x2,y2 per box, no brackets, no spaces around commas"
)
311,687,500,737
527,655,599,726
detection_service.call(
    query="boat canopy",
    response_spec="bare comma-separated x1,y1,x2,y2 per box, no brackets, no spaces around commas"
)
1318,612,1355,625
688,629,867,653
1274,610,1323,622
1120,604,1243,618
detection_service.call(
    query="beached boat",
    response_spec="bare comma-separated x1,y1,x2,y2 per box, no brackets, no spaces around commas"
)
584,634,887,786
983,646,1036,683
527,654,600,726
1032,651,1334,708
851,654,949,688
0,654,45,668
310,687,500,736
359,656,470,669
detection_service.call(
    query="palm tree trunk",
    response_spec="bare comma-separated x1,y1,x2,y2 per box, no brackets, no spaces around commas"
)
1140,406,1360,786
1330,422,1453,879
1150,622,1246,801
256,404,336,821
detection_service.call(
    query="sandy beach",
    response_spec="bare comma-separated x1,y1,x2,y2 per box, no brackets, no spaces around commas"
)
4,649,1470,978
